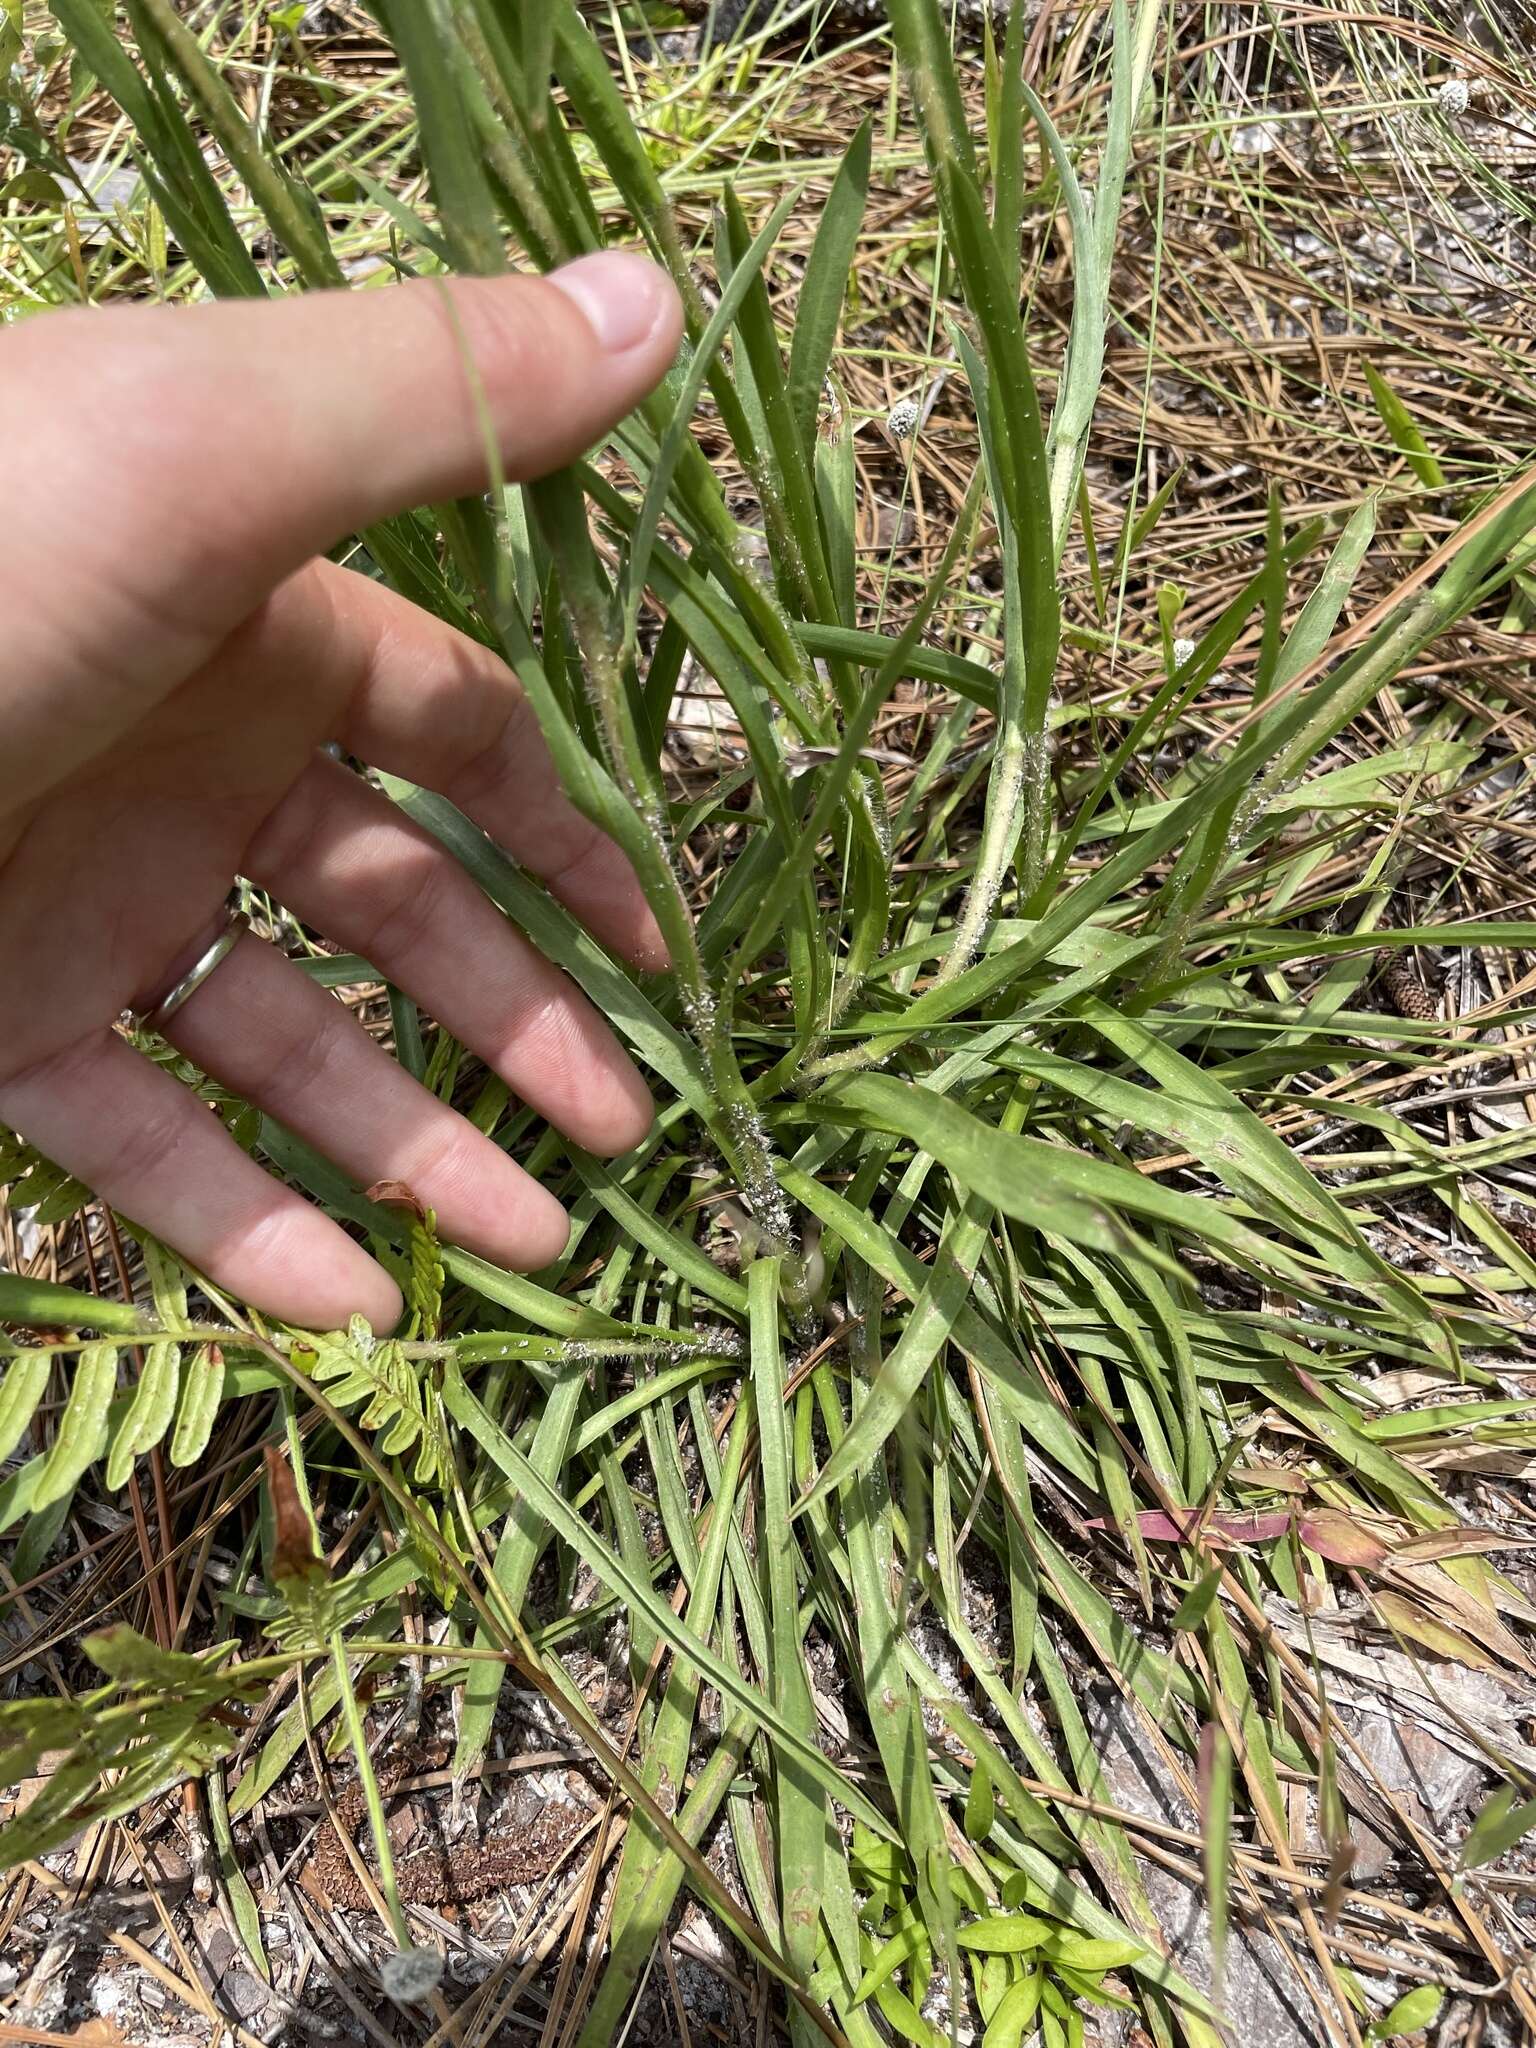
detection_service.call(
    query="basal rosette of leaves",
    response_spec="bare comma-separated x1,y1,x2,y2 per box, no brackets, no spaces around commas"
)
4,1,1536,2041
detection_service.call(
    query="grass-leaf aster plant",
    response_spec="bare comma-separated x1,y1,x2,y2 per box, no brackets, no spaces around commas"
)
5,1,1536,2042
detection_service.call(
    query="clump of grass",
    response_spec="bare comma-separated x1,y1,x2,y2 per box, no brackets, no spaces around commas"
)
5,2,1536,2044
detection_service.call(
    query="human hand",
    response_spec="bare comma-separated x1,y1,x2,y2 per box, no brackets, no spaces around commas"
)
0,253,683,1331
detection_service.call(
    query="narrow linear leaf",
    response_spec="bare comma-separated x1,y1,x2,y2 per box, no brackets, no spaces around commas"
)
787,116,871,455
441,1364,893,1838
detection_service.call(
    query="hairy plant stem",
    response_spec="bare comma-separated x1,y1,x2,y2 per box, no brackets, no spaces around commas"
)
529,477,796,1254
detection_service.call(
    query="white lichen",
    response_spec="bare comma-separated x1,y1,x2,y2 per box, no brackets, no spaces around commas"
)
380,1947,445,2004
887,396,922,440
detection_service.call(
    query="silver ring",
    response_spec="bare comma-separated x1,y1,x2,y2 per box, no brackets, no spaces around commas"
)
136,909,250,1034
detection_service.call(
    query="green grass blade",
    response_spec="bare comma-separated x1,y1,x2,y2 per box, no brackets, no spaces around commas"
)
129,0,340,286
375,0,503,276
798,1181,990,1518
750,1258,825,1990
453,1359,587,1778
787,117,871,457
623,188,798,656
1363,361,1446,492
442,1363,895,1837
885,0,979,185
1197,1722,1232,2005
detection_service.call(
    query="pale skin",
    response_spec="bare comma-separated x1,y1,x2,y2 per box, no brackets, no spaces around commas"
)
0,250,685,1333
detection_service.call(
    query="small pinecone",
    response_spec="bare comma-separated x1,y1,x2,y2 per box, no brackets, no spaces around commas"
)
1380,955,1437,1022
1502,1210,1536,1261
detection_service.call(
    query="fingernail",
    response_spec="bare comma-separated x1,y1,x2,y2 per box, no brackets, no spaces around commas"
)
548,249,675,353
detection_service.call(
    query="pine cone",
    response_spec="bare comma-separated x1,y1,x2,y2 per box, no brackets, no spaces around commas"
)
1380,954,1437,1022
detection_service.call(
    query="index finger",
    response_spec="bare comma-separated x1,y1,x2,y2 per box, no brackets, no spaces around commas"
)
2,254,682,802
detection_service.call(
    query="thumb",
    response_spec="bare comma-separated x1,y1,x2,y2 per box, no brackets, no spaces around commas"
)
1,251,680,773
